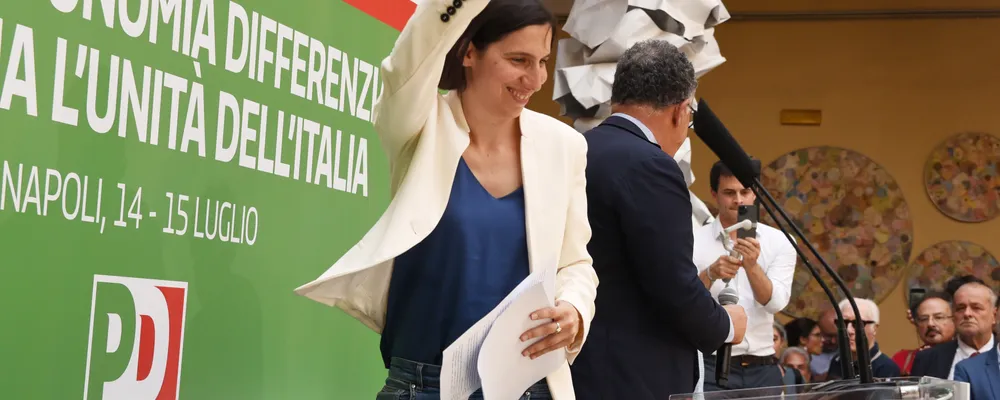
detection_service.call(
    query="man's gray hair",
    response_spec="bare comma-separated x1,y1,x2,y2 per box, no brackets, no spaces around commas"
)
839,298,880,324
611,39,697,109
781,346,811,364
953,282,998,309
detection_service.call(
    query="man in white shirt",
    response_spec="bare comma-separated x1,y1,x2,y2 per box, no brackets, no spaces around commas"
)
911,280,997,379
694,160,797,391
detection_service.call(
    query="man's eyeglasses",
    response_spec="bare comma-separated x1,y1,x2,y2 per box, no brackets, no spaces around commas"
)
687,103,697,129
843,319,877,326
916,314,952,325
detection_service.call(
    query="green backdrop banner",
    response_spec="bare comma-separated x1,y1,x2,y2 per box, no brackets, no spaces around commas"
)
0,0,403,398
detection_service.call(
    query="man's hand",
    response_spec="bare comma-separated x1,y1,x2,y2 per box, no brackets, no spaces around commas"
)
710,256,741,281
734,238,761,270
723,304,748,344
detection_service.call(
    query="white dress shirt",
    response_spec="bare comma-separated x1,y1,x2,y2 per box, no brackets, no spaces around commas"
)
694,218,797,357
949,334,995,379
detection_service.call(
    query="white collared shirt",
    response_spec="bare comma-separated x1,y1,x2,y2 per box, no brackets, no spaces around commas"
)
611,112,658,144
693,218,797,357
949,334,995,379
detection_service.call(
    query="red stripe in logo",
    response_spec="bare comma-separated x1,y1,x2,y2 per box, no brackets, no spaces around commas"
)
344,0,417,31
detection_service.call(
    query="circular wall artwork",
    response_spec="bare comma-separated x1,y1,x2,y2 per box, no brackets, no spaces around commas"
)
760,146,914,319
924,132,1000,223
905,240,1000,299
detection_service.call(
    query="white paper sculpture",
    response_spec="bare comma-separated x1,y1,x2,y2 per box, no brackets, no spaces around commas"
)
554,0,729,122
675,137,716,231
553,0,728,233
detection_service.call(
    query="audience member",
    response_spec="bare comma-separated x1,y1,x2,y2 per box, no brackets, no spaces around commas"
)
785,318,823,357
781,346,812,383
811,307,839,380
953,285,999,400
827,298,901,379
995,294,999,335
892,292,955,375
773,322,788,357
911,280,996,379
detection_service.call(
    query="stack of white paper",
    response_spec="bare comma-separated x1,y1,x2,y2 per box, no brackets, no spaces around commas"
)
553,0,731,124
440,267,563,400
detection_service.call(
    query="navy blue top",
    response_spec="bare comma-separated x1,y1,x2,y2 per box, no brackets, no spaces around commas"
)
380,157,531,368
828,342,901,379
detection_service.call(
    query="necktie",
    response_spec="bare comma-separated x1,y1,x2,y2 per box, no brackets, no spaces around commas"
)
970,351,980,358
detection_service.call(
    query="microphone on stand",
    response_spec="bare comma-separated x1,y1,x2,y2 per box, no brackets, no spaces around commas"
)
713,219,756,388
692,99,872,384
715,286,739,389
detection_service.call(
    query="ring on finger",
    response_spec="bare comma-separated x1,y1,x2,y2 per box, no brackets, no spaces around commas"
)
555,321,562,334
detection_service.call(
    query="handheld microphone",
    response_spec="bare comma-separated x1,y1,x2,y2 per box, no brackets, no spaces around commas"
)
720,219,756,283
715,286,739,389
722,219,756,236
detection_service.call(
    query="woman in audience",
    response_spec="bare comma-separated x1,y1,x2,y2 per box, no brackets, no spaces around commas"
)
774,322,808,388
773,322,788,356
785,318,823,357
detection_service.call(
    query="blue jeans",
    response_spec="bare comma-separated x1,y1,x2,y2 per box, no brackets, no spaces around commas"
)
376,357,552,400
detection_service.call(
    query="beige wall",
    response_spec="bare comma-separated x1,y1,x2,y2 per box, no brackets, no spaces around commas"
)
527,14,1000,356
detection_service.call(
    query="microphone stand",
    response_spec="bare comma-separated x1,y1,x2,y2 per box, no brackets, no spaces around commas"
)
751,185,855,381
750,177,873,384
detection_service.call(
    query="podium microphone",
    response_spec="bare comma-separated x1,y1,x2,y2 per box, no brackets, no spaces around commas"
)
715,286,739,389
693,98,873,384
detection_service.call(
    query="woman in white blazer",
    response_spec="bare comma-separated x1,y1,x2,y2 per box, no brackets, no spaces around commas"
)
294,0,599,399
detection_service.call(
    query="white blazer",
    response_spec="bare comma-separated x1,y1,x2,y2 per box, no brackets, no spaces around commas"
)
293,0,599,398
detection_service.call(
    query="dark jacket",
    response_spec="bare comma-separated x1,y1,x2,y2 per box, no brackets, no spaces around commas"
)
827,342,901,379
569,116,732,400
910,340,960,379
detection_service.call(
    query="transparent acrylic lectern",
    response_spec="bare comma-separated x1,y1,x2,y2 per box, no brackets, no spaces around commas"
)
669,376,969,400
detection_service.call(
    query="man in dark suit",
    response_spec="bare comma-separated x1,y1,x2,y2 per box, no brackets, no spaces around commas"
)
911,280,997,379
954,342,999,400
569,39,748,400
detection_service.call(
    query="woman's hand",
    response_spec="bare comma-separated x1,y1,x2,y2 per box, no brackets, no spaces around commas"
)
519,300,581,359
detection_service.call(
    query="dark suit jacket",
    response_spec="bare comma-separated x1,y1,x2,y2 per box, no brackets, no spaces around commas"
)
954,344,1000,400
910,340,959,379
569,116,732,400
826,342,901,379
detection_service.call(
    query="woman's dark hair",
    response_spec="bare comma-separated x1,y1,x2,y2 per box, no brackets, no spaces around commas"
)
438,0,557,91
784,318,818,347
945,274,985,298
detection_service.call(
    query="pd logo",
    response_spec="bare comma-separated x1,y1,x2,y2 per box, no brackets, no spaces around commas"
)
83,275,189,400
